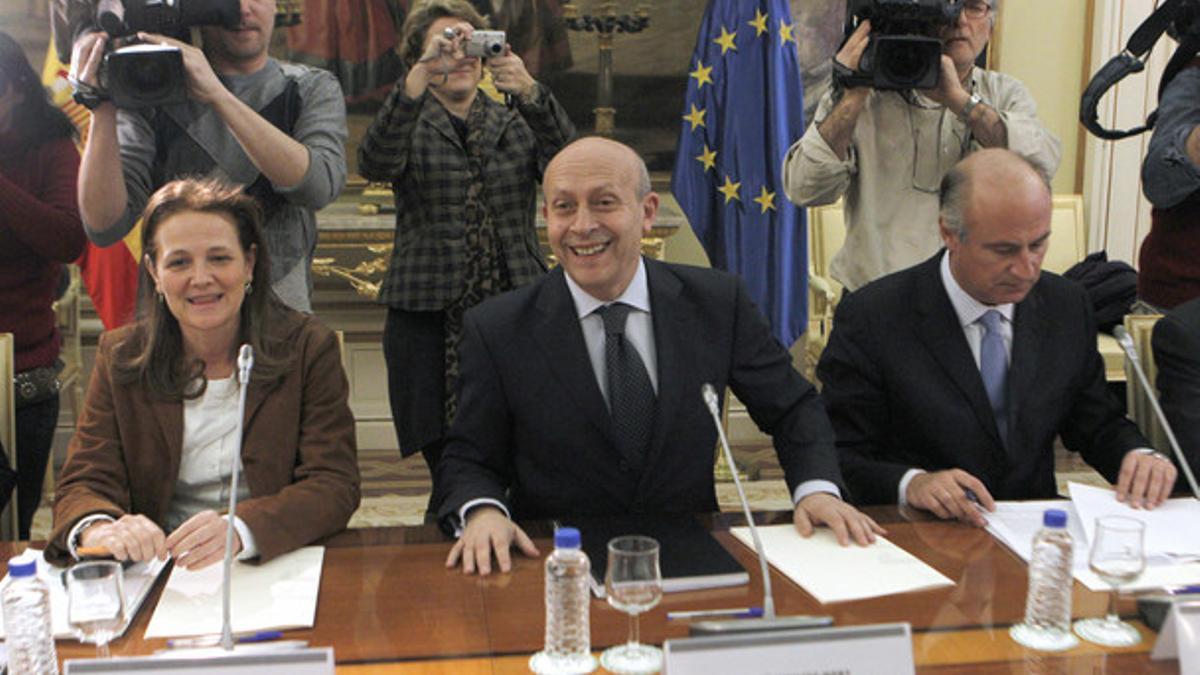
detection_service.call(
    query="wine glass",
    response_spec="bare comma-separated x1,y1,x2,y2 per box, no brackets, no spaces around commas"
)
66,560,127,658
1073,516,1145,647
600,536,663,674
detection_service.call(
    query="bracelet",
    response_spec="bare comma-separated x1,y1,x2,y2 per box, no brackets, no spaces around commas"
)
958,93,983,122
68,76,110,111
1135,448,1173,463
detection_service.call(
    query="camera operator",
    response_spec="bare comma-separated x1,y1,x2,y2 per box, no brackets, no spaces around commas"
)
357,0,574,518
783,0,1061,293
66,0,348,313
1139,33,1200,310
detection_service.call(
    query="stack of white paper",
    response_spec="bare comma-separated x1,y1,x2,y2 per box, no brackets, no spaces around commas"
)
143,546,324,638
0,549,167,640
984,488,1200,592
730,525,954,604
1068,482,1200,557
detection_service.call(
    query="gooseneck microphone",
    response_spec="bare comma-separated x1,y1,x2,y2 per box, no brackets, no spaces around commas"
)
694,384,832,635
1113,326,1200,500
219,344,254,651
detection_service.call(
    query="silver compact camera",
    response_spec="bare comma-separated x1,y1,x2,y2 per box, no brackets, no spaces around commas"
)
465,30,506,58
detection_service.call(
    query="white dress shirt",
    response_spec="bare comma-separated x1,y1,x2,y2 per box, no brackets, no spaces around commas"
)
896,254,1015,506
68,377,259,560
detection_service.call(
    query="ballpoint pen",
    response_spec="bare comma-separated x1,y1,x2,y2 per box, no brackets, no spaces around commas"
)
667,607,764,621
167,630,284,649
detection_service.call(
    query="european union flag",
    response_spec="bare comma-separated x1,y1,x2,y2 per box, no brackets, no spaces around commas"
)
671,0,807,348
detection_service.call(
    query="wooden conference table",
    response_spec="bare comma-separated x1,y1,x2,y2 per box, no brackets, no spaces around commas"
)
34,507,1177,673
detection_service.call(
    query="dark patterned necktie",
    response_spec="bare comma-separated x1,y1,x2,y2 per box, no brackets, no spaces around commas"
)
595,303,656,465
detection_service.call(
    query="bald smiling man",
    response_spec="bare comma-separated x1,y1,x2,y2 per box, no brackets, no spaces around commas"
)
436,138,883,575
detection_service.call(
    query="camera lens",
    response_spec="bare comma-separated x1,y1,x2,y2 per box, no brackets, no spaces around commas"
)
489,42,502,55
125,58,173,94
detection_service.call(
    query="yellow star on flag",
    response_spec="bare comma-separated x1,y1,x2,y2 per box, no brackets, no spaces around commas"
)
748,9,769,37
779,19,796,47
714,26,738,55
690,61,714,91
754,186,777,214
682,104,707,132
718,176,741,204
695,144,717,172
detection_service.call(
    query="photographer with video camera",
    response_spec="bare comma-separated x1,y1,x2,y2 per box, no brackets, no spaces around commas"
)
63,0,347,313
783,0,1061,293
357,0,573,518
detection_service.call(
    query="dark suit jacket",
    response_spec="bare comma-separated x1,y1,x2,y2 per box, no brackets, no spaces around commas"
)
1153,296,1200,480
47,307,361,564
436,260,841,526
816,252,1147,505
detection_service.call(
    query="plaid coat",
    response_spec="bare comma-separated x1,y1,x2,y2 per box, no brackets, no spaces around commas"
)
359,82,575,310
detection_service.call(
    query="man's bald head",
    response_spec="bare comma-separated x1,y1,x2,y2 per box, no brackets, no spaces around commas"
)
939,148,1050,242
545,137,652,200
938,149,1053,306
542,136,659,301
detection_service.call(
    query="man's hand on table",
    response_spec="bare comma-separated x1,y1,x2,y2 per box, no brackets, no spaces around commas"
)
1116,449,1178,509
906,469,995,527
793,492,886,546
446,506,540,575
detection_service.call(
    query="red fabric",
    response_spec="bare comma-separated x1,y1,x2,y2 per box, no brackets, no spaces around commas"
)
0,135,85,372
286,0,407,103
76,240,139,331
1139,203,1200,309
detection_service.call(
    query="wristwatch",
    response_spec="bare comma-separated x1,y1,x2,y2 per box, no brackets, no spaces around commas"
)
958,93,984,122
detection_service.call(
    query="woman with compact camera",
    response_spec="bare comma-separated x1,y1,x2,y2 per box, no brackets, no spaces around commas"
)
358,0,574,517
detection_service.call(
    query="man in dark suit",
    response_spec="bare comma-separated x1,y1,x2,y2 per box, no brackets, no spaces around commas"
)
439,137,882,574
1154,296,1200,482
817,149,1177,527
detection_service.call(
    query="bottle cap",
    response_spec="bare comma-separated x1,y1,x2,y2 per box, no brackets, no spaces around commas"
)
554,527,581,549
1043,509,1068,528
6,552,37,578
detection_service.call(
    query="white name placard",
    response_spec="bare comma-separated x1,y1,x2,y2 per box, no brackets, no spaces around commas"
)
663,622,914,675
1152,600,1200,674
63,647,335,674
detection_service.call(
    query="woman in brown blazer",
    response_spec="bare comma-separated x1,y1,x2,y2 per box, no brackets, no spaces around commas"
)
47,178,360,568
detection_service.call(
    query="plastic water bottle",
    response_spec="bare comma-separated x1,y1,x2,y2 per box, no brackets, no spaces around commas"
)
2,552,59,675
529,527,596,674
1009,508,1079,651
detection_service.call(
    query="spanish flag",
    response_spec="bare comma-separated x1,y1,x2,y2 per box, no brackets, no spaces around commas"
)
42,44,140,330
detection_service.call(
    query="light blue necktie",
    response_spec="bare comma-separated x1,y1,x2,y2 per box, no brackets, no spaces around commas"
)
978,309,1009,447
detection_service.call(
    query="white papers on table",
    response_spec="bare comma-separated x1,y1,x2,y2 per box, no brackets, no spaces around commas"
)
0,549,167,639
729,525,953,604
984,500,1200,592
143,546,324,638
1068,482,1200,557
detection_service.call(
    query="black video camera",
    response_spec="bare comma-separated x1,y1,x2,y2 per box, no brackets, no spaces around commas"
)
840,0,964,90
95,0,240,109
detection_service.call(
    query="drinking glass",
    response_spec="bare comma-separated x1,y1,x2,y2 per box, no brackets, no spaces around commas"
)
66,561,127,658
1073,516,1145,647
600,536,663,674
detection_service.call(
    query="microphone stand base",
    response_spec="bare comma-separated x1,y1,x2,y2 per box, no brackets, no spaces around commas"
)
689,615,834,636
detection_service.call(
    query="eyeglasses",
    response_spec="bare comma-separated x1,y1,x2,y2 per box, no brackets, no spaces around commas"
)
962,1,993,19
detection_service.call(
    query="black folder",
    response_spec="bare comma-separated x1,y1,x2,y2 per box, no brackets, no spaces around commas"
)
568,514,750,598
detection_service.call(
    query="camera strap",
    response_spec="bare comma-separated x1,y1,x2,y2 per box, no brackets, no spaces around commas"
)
1081,0,1199,139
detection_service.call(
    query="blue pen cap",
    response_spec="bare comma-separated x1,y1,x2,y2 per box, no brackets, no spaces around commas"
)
555,527,581,549
1043,509,1068,528
7,552,37,578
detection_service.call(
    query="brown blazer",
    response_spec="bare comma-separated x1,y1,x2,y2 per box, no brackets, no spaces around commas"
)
47,308,360,564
